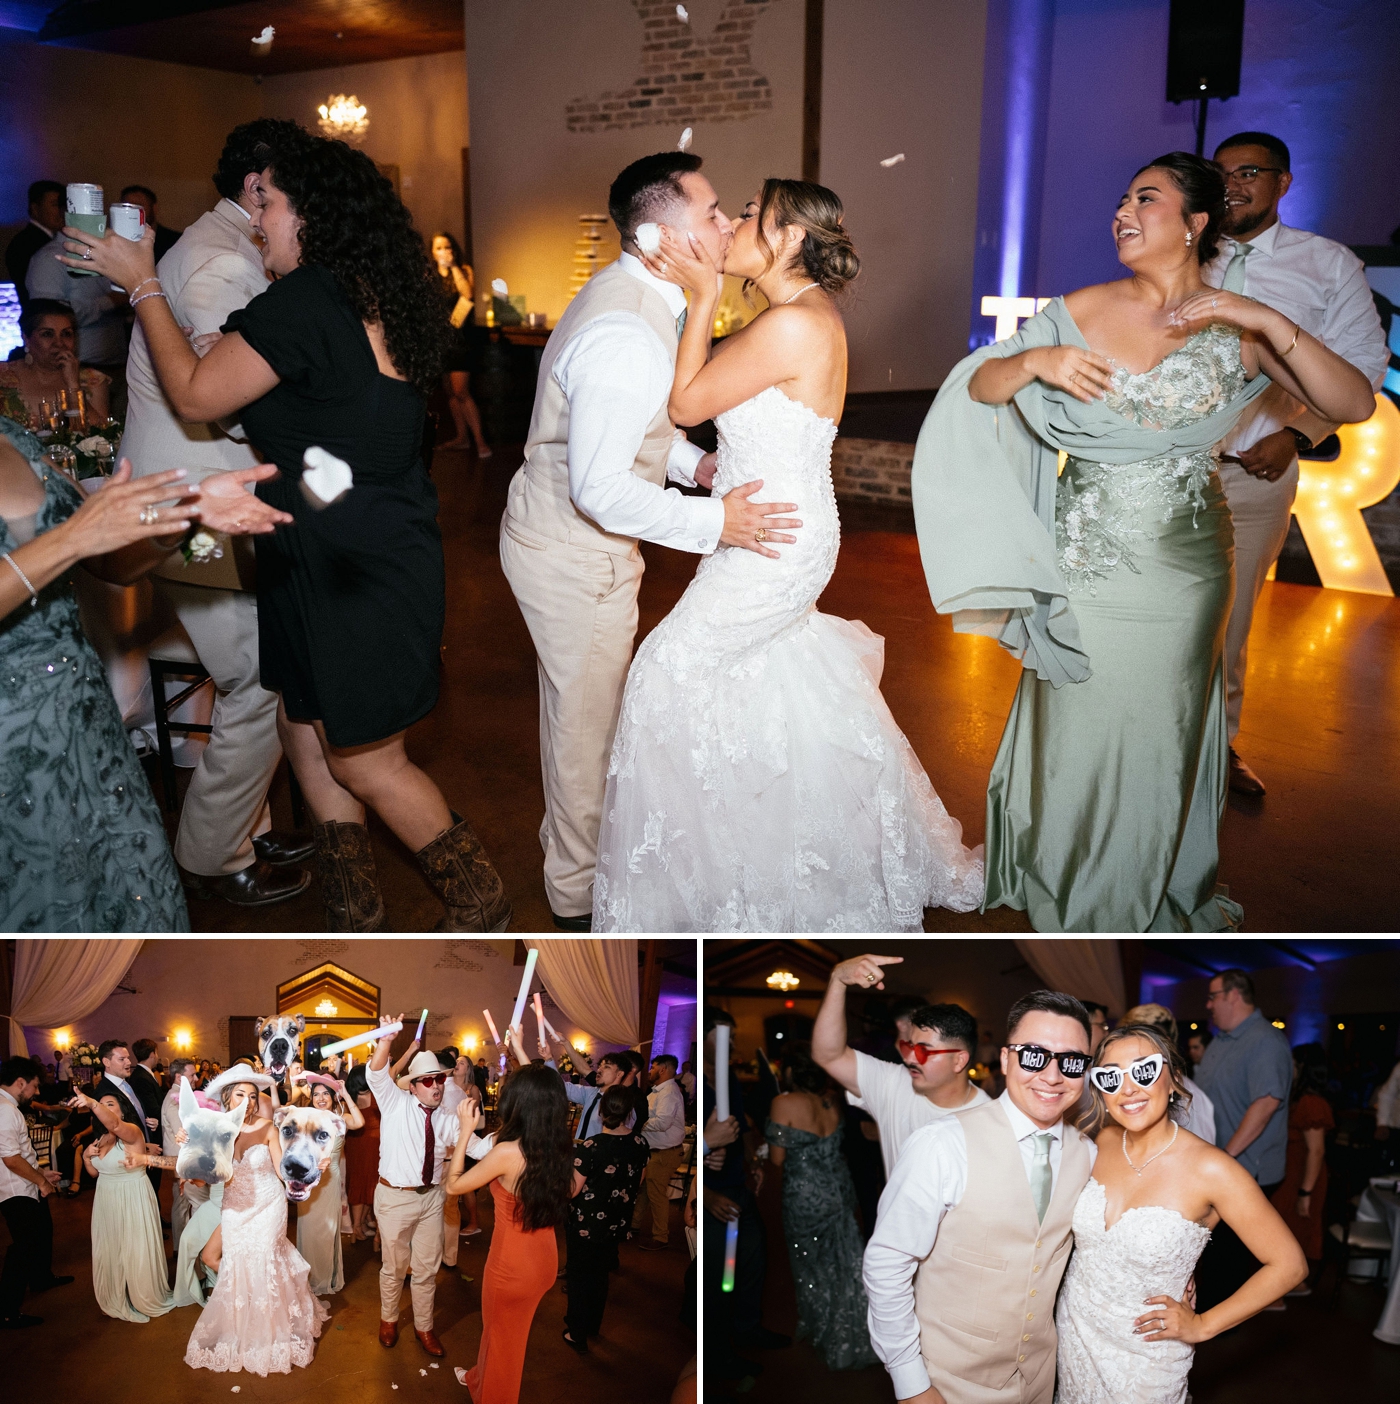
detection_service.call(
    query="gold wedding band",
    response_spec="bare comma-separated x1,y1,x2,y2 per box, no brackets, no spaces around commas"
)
754,528,767,542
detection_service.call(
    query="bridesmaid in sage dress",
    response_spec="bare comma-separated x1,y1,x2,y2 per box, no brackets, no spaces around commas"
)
913,153,1374,932
764,1052,875,1371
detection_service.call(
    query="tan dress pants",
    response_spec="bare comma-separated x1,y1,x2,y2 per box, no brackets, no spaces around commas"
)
632,1144,684,1242
373,1183,445,1331
160,581,283,876
1219,458,1298,742
500,515,646,918
925,1347,1055,1404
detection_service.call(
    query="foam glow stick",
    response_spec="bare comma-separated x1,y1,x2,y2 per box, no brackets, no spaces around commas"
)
533,993,548,1054
721,1218,739,1292
414,1008,428,1042
713,1023,730,1122
484,1009,501,1046
318,1021,402,1058
510,946,539,1031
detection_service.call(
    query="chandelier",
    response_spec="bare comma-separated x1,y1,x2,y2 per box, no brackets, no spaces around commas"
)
318,94,369,143
314,998,339,1017
766,970,800,992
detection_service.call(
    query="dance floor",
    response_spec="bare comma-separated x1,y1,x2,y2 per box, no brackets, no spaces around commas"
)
6,1174,693,1403
181,445,1400,934
726,1165,1400,1403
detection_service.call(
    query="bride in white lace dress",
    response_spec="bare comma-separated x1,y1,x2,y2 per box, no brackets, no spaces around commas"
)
1056,1025,1305,1403
593,180,983,932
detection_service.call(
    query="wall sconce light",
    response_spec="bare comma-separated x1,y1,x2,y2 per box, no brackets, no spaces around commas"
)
765,970,800,992
318,94,369,143
463,1034,478,1053
173,1029,192,1051
54,1030,71,1050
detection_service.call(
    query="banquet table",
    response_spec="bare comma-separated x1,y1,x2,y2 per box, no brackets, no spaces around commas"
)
1357,1181,1400,1344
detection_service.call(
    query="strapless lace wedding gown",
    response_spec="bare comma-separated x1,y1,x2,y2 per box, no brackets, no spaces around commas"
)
1056,1178,1211,1404
593,385,984,932
184,1143,329,1375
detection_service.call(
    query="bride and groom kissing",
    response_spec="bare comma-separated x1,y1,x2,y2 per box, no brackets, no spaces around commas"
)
860,982,1307,1404
501,149,983,934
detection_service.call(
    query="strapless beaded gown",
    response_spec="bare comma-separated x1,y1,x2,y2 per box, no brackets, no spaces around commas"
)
594,385,983,932
1056,1178,1211,1404
184,1143,329,1375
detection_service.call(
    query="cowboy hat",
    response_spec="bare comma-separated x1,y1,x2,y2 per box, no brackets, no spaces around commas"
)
396,1051,449,1089
205,1065,277,1101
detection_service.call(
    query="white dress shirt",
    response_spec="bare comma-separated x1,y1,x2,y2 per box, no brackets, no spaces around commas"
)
25,231,129,366
554,252,725,554
1377,1060,1400,1130
561,1077,635,1141
862,1091,1097,1401
161,1085,185,1157
0,1088,40,1202
846,1050,991,1175
1181,1074,1216,1145
367,1063,487,1187
1203,220,1388,454
105,1074,148,1134
643,1077,686,1150
440,1076,467,1118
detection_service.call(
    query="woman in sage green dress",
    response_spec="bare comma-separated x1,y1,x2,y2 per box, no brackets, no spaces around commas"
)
294,1074,363,1296
912,153,1375,932
0,417,287,930
75,1091,174,1322
765,1051,875,1371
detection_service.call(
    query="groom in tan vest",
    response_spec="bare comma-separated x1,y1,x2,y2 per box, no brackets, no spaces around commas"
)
500,151,802,929
864,990,1095,1404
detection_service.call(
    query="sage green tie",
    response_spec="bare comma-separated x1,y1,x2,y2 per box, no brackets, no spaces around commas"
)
676,307,688,339
1221,240,1253,294
1030,1132,1053,1223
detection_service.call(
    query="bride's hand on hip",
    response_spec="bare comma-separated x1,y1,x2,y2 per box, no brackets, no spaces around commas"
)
641,228,720,301
720,479,801,559
1024,346,1113,402
1135,1293,1209,1344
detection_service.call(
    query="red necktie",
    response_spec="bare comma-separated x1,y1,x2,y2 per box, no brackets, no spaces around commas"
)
421,1103,435,1187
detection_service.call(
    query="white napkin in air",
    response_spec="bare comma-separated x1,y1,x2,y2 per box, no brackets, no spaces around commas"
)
301,446,353,508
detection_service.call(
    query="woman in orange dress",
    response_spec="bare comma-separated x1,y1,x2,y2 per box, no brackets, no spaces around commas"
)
1270,1043,1335,1282
445,1063,576,1404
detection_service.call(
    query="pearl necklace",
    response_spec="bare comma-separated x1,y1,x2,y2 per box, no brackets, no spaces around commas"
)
1122,1120,1177,1175
781,281,819,305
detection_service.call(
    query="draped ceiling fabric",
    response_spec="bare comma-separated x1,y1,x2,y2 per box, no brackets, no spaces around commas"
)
1014,939,1127,1018
8,938,144,1056
527,938,638,1049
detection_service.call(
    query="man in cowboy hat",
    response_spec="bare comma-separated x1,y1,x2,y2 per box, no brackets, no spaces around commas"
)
368,1015,491,1357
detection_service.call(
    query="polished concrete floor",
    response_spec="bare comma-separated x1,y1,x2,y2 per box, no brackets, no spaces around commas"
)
184,444,1400,934
713,1161,1400,1403
6,1170,692,1404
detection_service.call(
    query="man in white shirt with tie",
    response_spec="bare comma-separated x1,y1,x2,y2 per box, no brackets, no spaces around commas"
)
863,991,1095,1404
1204,132,1389,796
368,1017,490,1358
500,150,805,929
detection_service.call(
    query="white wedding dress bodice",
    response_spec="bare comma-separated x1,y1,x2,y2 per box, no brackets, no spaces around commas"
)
1055,1178,1212,1404
593,385,984,932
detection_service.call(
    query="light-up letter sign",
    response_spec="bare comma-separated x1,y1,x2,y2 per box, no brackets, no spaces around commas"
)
981,295,1052,342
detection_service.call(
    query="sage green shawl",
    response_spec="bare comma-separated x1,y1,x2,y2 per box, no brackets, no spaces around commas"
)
911,297,1272,686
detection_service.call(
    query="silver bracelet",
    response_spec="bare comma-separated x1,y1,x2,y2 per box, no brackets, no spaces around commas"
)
128,277,161,302
131,289,168,308
3,550,39,606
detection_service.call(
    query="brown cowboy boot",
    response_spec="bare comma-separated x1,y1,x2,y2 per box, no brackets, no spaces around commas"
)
313,821,385,932
415,813,511,932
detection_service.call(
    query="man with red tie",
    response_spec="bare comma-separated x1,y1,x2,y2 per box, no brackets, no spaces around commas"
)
368,1015,490,1357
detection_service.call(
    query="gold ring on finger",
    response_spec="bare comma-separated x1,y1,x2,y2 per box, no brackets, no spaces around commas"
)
754,528,767,542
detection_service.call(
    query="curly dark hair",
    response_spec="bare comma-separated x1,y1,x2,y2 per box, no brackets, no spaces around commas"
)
1132,152,1228,264
213,118,309,201
265,136,452,394
495,1063,574,1233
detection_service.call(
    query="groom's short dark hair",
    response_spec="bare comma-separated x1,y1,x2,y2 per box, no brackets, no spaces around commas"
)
609,151,704,244
1006,991,1092,1044
908,1003,978,1055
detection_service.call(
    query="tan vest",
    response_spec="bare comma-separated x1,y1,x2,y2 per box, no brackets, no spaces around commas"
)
915,1100,1092,1402
505,260,679,558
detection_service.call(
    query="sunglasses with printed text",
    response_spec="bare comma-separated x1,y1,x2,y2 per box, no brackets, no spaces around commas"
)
1088,1053,1164,1095
1006,1043,1088,1078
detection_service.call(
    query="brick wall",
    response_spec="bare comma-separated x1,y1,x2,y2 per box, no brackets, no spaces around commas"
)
566,0,775,134
831,437,915,508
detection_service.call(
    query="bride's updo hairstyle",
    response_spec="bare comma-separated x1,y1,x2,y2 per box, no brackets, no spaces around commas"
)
751,178,860,294
1075,1022,1193,1139
1132,151,1228,264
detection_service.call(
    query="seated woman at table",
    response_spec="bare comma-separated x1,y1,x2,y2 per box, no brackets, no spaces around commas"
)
0,417,289,931
64,135,512,935
0,299,109,431
69,1087,174,1323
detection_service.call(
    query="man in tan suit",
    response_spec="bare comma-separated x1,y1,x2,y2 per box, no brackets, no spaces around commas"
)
123,119,311,907
500,151,802,929
863,987,1095,1404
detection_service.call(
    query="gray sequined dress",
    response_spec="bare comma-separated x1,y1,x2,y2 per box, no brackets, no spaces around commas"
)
764,1117,877,1371
0,418,188,930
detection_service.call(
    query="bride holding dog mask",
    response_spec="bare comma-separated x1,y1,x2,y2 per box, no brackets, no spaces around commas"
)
178,1067,331,1376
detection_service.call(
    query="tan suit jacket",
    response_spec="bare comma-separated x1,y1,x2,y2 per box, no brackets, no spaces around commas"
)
121,198,268,590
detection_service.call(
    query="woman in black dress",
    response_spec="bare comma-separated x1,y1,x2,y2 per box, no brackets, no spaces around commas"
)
430,232,491,457
64,133,511,934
